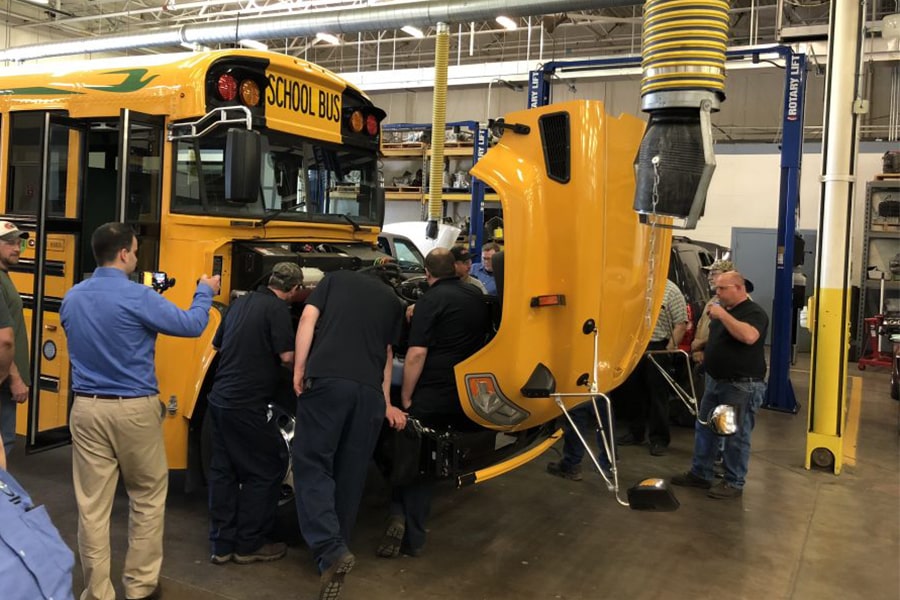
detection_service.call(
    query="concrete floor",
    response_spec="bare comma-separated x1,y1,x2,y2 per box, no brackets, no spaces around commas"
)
8,360,899,600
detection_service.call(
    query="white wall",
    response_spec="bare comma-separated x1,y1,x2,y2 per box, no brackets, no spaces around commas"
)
695,143,893,282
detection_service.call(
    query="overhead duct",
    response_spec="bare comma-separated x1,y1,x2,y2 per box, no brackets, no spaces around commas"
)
426,22,451,241
632,0,729,230
0,0,641,63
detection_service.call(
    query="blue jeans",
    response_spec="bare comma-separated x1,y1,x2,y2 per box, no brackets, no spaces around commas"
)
559,400,611,470
690,375,766,489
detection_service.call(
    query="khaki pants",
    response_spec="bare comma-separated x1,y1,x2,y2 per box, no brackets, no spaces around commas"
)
71,395,168,600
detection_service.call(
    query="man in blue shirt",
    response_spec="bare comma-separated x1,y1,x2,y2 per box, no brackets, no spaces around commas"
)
470,241,501,295
61,222,220,600
1,442,75,600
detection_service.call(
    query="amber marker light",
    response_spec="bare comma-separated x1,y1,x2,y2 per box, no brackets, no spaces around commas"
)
239,79,260,106
348,110,364,133
530,294,566,307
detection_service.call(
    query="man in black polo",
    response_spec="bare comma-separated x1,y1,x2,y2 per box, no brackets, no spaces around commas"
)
377,248,490,559
207,262,303,565
292,269,406,600
671,271,768,499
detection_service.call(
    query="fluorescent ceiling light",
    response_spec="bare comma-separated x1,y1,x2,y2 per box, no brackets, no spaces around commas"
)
401,25,424,39
239,39,268,51
315,32,341,46
496,16,517,31
26,0,49,5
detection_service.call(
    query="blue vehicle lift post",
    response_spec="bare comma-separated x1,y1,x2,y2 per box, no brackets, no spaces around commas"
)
526,46,805,412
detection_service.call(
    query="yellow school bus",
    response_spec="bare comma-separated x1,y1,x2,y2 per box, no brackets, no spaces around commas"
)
0,50,385,469
0,52,674,506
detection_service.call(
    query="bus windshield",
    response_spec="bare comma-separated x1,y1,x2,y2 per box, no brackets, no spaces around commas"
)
172,128,380,224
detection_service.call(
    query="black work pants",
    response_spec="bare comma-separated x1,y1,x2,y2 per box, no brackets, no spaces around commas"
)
627,340,672,446
208,403,287,556
292,377,385,573
388,390,471,554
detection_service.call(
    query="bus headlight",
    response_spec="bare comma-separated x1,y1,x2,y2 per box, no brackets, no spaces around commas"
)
465,374,529,426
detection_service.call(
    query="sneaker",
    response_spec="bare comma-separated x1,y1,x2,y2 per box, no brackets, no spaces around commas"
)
649,443,668,457
670,471,712,489
319,551,356,600
546,461,583,481
376,516,405,558
708,481,743,499
210,552,233,565
233,542,287,564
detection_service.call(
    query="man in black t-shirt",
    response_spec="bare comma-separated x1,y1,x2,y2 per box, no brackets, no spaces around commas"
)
671,271,768,500
207,262,304,565
377,248,490,560
292,269,406,600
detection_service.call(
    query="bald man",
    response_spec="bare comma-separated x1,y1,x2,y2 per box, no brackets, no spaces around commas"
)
671,271,768,499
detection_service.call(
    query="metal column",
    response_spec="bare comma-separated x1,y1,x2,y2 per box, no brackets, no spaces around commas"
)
806,0,864,474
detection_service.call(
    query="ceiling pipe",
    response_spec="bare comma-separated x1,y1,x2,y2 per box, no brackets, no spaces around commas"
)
0,0,642,62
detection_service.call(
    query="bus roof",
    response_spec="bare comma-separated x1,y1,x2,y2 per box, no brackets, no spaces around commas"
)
0,50,372,117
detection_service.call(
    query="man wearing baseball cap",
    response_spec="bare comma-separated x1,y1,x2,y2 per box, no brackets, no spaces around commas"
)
0,221,30,457
450,245,487,294
207,261,304,566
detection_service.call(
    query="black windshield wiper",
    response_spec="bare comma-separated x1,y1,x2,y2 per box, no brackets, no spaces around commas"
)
341,213,361,231
256,202,306,227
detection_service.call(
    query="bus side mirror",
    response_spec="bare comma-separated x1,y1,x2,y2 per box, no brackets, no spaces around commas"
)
225,128,261,203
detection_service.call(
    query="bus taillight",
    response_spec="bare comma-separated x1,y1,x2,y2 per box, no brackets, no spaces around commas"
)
365,114,378,136
239,79,260,107
216,74,238,101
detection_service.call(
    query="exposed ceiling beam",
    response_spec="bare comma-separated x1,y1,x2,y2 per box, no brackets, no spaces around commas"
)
0,0,641,61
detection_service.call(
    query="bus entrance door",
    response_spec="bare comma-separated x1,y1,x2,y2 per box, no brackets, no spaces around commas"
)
25,113,86,452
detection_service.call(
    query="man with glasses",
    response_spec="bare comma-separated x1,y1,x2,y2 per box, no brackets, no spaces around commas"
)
671,271,768,499
0,221,30,458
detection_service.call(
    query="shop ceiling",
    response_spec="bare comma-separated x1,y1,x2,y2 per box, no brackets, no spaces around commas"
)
3,0,882,69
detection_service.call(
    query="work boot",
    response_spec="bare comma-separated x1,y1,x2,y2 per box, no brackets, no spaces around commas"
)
616,432,643,446
546,461,583,481
670,471,712,489
233,542,287,564
319,551,356,600
376,515,406,558
708,481,743,499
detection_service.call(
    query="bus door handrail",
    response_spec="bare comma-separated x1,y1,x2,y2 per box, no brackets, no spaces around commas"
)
167,106,253,141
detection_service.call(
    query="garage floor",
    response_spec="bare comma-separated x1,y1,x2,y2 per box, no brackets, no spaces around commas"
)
9,359,899,600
